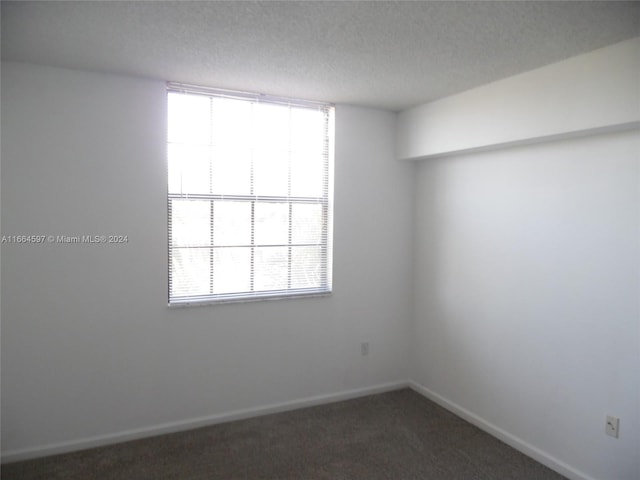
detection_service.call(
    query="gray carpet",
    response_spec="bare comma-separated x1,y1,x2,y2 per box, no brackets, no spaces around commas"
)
1,389,567,480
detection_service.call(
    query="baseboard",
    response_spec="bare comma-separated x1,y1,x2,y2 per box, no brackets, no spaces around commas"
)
2,380,409,464
408,380,597,480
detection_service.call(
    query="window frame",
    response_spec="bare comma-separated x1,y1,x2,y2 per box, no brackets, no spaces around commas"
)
166,83,334,306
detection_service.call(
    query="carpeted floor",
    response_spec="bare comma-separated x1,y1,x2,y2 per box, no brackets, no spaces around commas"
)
1,388,567,480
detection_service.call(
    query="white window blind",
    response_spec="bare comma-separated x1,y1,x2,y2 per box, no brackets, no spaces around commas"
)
167,83,333,305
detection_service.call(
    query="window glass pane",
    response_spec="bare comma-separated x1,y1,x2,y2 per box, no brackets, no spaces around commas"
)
211,97,252,147
291,246,323,289
290,151,324,197
213,247,251,294
254,246,288,291
168,93,211,145
170,247,211,297
211,146,252,196
253,149,289,196
254,103,289,150
254,203,289,245
168,144,212,195
170,199,210,247
292,203,323,244
213,201,251,246
254,202,288,246
290,108,324,153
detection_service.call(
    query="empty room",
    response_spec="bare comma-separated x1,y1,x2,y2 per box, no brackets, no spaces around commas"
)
1,1,638,479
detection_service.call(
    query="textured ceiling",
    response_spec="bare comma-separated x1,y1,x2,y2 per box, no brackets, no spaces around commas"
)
2,1,639,111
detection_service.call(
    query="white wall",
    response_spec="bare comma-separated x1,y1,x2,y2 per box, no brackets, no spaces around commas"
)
409,39,639,480
412,131,639,480
397,37,640,160
0,62,414,460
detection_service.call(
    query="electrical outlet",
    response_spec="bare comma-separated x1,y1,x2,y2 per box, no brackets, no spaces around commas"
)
606,415,619,438
361,342,369,356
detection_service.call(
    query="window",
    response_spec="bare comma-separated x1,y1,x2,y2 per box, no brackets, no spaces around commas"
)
167,83,334,305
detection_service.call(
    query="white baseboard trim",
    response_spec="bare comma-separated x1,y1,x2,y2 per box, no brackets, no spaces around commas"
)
2,380,409,464
408,380,597,480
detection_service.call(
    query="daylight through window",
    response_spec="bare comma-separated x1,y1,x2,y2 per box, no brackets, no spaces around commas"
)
167,83,334,305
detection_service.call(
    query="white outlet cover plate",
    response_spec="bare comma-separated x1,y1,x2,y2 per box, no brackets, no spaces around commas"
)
606,415,619,438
